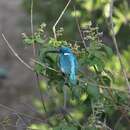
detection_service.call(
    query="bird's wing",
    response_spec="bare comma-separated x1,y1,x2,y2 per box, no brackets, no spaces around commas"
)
59,54,71,74
69,54,78,85
59,53,78,85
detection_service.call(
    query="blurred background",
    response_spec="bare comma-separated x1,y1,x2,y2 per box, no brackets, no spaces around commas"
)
0,0,130,130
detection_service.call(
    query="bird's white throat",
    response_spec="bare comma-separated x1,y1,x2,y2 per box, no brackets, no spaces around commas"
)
64,53,70,55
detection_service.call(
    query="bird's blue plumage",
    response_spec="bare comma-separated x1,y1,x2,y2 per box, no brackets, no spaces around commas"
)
58,47,78,85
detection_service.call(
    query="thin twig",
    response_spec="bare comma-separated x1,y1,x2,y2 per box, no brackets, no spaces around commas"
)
30,0,47,112
73,5,87,49
109,0,130,93
2,32,47,113
0,124,44,130
31,0,34,36
79,78,128,93
63,78,67,109
1,35,58,76
2,33,33,71
53,0,72,39
0,104,43,122
31,0,36,56
31,59,59,72
15,113,27,128
63,85,67,109
35,75,47,112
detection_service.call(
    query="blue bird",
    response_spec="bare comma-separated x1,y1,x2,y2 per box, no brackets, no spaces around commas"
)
44,47,78,85
58,47,78,85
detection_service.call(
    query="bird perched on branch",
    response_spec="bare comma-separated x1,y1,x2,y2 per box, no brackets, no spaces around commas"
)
45,47,78,85
58,47,78,85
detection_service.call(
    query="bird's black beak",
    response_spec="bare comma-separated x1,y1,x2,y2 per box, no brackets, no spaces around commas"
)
44,49,60,55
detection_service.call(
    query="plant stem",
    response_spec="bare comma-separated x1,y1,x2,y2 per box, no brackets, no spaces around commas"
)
30,0,47,112
109,0,130,94
2,34,33,71
63,84,67,109
73,5,87,49
53,0,72,40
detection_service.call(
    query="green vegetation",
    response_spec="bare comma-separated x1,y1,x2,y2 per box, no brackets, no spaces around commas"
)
22,0,130,49
20,0,130,130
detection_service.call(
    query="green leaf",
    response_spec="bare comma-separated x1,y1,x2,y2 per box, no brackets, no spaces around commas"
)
103,45,113,57
35,37,44,44
35,64,46,75
87,84,99,99
24,38,34,45
29,124,51,130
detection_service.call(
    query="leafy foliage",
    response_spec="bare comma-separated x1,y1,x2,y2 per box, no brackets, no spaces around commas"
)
20,1,130,129
22,21,130,130
22,0,130,49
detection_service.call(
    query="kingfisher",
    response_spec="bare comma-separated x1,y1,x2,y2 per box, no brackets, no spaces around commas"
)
58,47,78,85
45,47,78,85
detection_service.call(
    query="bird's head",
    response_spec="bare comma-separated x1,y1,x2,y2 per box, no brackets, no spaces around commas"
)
59,47,72,54
44,47,72,55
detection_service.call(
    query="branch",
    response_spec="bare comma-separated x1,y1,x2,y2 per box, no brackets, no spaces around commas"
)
0,103,43,122
109,0,130,94
73,6,87,49
31,59,59,73
31,0,36,56
63,80,67,109
53,0,72,40
30,0,47,113
2,33,33,71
